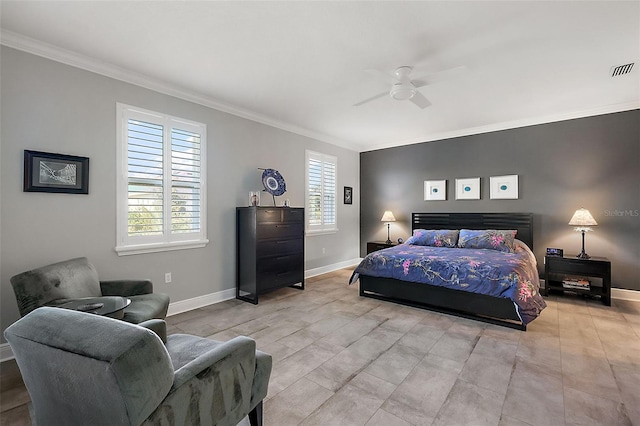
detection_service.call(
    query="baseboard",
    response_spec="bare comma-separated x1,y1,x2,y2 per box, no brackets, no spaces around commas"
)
0,258,363,362
0,344,14,363
611,288,640,302
305,258,362,279
166,288,236,316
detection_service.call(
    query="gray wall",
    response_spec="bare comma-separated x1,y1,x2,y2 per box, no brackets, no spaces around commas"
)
360,110,640,291
0,47,360,339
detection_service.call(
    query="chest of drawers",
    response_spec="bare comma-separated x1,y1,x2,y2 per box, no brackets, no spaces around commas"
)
236,207,305,304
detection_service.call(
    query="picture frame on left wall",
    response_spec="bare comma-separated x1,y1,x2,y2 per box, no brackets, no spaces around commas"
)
24,150,90,194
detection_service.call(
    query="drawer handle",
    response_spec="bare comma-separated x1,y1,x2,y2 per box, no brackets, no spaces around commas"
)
276,256,291,261
275,225,290,228
276,241,287,244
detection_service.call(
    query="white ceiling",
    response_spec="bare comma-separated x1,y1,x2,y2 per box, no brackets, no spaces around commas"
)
1,1,639,152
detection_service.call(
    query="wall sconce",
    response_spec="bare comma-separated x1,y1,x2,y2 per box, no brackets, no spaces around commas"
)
380,211,396,244
568,208,598,259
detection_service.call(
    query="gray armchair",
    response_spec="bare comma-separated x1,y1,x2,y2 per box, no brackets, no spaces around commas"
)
10,257,170,325
4,307,272,426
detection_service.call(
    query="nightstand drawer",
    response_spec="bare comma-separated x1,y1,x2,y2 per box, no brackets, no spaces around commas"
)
546,257,609,276
366,242,398,254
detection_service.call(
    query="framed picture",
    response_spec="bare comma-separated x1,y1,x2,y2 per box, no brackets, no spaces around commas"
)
24,150,90,194
344,186,353,204
455,177,480,200
490,175,519,199
424,180,446,201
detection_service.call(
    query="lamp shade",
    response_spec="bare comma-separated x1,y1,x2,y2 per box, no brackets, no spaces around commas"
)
568,208,597,227
381,211,396,222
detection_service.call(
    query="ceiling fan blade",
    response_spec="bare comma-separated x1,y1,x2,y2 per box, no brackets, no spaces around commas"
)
409,91,431,109
353,91,388,107
412,80,428,89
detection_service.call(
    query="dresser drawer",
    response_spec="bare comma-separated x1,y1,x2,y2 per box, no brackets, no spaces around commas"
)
283,208,304,223
257,223,303,240
258,269,304,291
257,253,304,273
256,208,282,223
257,238,303,257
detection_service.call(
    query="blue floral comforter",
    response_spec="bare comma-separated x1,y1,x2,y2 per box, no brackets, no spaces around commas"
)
350,244,546,324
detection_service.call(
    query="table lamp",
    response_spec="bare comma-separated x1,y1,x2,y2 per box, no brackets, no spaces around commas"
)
568,208,597,259
381,211,396,244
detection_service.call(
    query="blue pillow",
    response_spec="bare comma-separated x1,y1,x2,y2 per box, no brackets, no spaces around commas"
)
406,229,459,248
458,229,517,253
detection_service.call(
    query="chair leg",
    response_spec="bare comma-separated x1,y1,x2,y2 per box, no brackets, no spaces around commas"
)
248,400,263,426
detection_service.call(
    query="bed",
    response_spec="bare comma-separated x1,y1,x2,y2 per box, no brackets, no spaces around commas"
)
350,213,547,330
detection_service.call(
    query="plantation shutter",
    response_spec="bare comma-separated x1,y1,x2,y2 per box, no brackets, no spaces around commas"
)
127,119,164,236
308,157,323,227
306,150,337,233
117,104,208,255
323,160,336,226
171,127,202,234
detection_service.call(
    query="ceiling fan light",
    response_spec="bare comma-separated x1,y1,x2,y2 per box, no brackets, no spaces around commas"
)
390,84,416,101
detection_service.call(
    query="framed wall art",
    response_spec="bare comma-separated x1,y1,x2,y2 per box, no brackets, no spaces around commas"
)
490,175,519,199
344,186,353,204
455,177,480,200
24,150,90,194
424,180,446,201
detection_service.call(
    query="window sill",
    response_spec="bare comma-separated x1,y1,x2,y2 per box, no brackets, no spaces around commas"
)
115,239,209,256
306,229,338,236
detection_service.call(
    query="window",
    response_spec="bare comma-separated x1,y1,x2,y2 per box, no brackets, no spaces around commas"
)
306,150,337,234
116,104,208,255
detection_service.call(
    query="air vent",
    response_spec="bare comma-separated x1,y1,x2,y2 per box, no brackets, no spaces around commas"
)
611,63,634,77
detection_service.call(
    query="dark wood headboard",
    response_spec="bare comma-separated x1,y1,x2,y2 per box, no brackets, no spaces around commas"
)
412,213,534,250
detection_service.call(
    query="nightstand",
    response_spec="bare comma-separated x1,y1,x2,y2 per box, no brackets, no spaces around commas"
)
366,241,398,254
544,255,611,306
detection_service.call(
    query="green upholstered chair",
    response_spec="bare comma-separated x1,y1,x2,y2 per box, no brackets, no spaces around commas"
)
4,307,272,426
10,257,170,326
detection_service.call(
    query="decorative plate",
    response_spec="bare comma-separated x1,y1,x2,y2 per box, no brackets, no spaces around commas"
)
262,168,287,196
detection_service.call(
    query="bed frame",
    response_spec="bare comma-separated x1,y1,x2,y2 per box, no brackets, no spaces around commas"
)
359,212,534,330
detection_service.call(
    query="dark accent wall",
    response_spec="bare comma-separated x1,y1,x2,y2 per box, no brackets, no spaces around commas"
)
360,110,640,291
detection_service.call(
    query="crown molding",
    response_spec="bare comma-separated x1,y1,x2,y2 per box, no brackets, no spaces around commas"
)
364,101,640,152
0,30,360,152
2,30,637,154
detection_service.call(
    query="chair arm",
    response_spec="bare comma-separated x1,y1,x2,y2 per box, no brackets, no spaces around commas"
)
138,319,167,343
100,279,153,296
171,336,256,389
143,337,258,425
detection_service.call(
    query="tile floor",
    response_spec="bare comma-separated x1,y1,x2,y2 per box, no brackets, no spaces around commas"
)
1,268,639,425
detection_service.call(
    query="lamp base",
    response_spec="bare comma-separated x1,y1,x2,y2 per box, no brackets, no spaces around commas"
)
576,230,590,259
385,239,392,245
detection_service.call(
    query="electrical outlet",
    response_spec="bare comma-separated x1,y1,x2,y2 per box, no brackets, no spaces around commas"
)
322,247,326,254
165,272,172,283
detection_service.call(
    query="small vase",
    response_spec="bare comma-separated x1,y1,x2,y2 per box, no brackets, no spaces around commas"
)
249,191,260,207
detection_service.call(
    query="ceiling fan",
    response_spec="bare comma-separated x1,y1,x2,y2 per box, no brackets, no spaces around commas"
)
353,65,465,109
